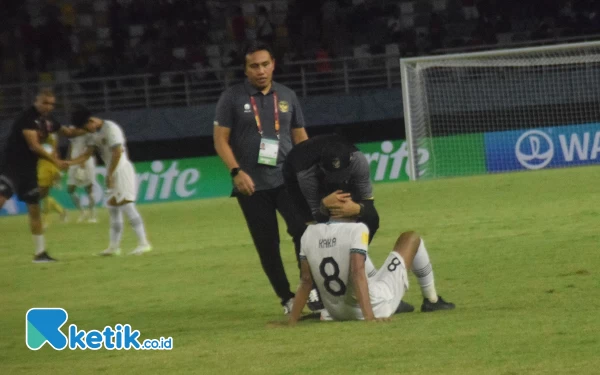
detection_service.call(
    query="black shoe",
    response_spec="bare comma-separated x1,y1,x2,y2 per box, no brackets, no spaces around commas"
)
395,300,415,314
421,295,455,312
307,288,325,312
32,251,58,263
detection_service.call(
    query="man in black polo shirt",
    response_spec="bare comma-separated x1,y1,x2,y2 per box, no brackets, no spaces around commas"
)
214,41,319,315
0,88,82,262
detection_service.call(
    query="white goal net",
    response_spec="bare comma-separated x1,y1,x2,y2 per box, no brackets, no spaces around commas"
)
400,40,600,180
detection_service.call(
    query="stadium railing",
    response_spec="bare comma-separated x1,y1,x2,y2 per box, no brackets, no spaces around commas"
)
1,32,599,120
0,53,404,120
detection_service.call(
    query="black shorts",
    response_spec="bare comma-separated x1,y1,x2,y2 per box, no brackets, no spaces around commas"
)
282,162,314,223
0,168,40,204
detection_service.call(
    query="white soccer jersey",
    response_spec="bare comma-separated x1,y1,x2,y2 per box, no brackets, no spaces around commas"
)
69,134,89,158
86,120,130,169
85,120,137,202
300,222,371,321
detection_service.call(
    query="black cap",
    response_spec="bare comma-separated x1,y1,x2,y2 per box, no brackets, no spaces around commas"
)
320,144,353,184
71,105,92,128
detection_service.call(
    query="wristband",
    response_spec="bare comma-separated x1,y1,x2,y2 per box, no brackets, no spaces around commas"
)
230,168,241,178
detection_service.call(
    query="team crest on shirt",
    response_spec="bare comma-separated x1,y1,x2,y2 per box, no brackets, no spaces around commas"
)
332,158,341,169
278,101,289,113
244,103,251,113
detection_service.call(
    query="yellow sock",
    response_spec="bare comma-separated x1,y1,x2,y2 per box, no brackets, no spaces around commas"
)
47,197,65,215
41,198,50,227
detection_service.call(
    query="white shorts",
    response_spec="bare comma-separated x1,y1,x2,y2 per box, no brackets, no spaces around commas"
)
107,161,137,203
320,252,409,321
67,157,96,187
368,252,410,319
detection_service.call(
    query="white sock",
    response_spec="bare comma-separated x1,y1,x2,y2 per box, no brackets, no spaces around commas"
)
412,239,438,303
108,205,123,249
69,192,82,211
89,194,96,217
121,203,149,246
33,235,45,255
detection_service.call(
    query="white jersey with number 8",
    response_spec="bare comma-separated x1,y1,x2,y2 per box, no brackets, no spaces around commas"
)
300,222,409,321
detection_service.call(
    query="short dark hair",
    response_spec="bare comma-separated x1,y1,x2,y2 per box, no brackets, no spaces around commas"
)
71,104,92,128
241,41,274,66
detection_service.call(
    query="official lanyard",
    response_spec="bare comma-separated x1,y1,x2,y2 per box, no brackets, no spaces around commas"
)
250,92,279,138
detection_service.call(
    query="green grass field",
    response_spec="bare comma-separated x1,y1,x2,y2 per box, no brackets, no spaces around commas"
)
1,166,599,374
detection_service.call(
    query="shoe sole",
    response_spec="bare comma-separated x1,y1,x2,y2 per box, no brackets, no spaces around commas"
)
32,259,57,263
97,250,121,256
129,246,152,255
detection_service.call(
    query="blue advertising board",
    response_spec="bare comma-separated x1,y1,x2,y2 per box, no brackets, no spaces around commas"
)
485,123,600,172
0,196,28,216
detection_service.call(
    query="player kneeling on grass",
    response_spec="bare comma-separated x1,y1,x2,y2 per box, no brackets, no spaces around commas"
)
287,222,455,324
69,105,152,256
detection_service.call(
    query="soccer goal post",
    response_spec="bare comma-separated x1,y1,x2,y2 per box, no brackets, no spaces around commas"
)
400,40,600,180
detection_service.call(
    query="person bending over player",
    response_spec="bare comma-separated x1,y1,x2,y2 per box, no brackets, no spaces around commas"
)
69,105,151,256
287,221,455,324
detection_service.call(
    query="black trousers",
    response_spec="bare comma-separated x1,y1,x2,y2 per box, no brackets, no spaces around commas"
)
236,186,307,305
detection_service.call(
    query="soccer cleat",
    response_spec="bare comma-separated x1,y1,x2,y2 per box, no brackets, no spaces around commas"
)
77,211,89,223
129,244,152,255
395,300,415,314
421,295,456,312
32,251,58,263
307,288,325,312
283,298,294,315
98,247,121,256
87,216,98,224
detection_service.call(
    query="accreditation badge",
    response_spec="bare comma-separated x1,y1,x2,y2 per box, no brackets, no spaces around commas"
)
257,138,279,166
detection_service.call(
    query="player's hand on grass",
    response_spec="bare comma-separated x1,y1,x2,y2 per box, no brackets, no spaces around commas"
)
234,171,255,196
266,320,292,328
365,317,392,323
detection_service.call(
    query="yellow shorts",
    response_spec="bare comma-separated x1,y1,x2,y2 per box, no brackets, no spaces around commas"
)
37,161,61,188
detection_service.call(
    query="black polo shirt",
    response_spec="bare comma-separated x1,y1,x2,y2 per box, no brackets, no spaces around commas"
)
214,80,305,192
1,106,60,174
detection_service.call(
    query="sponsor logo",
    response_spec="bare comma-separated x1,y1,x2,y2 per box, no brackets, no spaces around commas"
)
515,130,554,170
362,141,429,181
485,123,600,172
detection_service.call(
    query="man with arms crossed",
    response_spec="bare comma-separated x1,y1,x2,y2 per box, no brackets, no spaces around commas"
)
287,222,455,323
69,105,151,256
